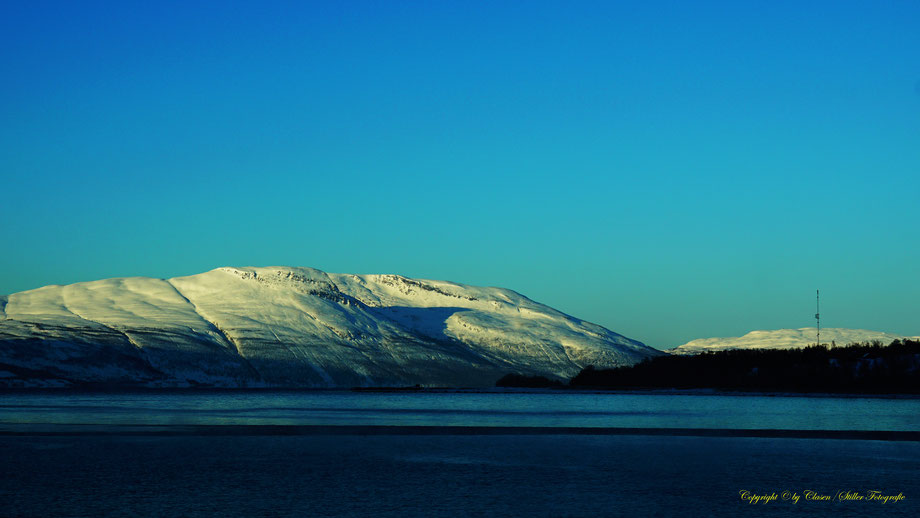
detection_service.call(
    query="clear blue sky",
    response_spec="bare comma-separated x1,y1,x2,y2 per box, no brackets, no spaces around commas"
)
2,1,918,348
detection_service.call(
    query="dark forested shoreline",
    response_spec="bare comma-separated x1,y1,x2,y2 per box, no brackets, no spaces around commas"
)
558,339,920,393
4,339,919,394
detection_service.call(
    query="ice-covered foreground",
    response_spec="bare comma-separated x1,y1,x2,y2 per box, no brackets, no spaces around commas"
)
0,266,660,388
668,328,916,355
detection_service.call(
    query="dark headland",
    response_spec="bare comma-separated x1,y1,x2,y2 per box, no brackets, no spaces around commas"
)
498,339,920,394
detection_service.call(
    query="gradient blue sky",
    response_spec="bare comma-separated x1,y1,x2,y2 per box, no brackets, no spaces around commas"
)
2,1,918,348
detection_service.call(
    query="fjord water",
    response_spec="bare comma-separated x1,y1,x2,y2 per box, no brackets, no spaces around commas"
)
1,391,920,430
2,392,919,517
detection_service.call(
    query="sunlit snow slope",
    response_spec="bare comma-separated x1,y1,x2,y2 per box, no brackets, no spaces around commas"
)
0,266,660,388
668,328,915,355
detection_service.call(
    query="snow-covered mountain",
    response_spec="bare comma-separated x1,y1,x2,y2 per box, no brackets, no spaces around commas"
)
668,328,916,355
0,266,660,388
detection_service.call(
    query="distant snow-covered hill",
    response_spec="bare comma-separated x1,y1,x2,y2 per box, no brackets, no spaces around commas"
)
668,328,916,355
0,266,660,388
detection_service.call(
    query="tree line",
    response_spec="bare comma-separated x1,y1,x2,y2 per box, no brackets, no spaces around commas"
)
498,339,920,393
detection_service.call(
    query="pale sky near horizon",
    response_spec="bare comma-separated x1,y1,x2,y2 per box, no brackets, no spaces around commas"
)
2,1,918,348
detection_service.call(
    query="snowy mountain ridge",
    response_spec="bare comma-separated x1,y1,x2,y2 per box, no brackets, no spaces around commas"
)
668,327,917,355
0,266,660,388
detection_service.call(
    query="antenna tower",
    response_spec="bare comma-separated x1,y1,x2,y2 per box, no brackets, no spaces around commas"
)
815,289,820,346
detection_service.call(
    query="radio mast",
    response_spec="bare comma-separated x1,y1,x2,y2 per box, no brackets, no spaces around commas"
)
815,289,820,346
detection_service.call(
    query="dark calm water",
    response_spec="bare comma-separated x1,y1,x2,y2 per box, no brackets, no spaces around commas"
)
1,391,919,517
2,390,920,429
